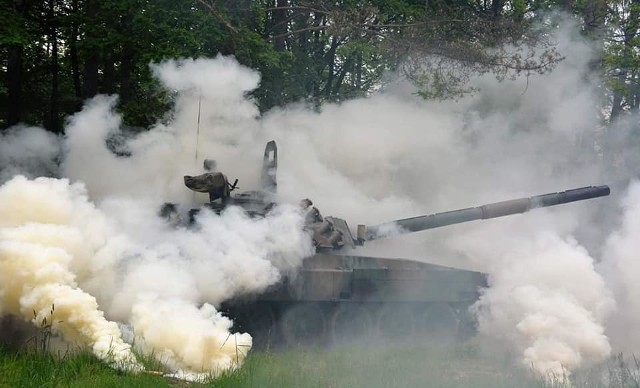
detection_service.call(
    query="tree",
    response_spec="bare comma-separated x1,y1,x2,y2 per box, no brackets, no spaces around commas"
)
603,0,640,121
217,0,564,103
2,0,629,131
382,0,564,98
1,0,31,128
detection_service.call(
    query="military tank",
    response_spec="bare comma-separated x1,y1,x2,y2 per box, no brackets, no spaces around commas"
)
170,141,610,348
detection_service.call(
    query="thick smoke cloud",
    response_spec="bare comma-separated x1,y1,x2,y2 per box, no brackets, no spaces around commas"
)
0,176,140,370
0,175,312,378
464,231,614,375
0,22,638,380
601,182,640,353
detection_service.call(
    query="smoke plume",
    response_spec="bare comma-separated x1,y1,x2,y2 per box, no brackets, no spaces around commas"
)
601,181,640,353
0,176,140,370
0,125,60,184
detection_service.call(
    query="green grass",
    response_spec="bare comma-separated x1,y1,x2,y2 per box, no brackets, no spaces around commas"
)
0,341,638,388
214,343,550,388
0,346,172,387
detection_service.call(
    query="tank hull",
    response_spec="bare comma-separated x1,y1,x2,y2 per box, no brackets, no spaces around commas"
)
221,254,487,348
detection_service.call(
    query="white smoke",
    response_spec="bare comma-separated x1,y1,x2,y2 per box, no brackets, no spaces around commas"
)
0,125,61,184
0,176,140,370
131,298,249,379
601,181,640,353
462,229,614,376
0,173,312,377
1,19,638,381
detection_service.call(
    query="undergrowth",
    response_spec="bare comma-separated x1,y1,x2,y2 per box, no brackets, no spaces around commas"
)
0,326,638,388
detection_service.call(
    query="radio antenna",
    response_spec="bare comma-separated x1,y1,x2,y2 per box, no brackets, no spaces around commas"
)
194,93,202,166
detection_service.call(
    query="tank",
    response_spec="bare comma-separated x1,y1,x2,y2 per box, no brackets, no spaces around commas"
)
170,141,611,348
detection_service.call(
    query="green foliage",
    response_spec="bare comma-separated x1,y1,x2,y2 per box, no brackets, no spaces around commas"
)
598,0,640,119
0,8,30,46
511,0,528,19
0,0,634,129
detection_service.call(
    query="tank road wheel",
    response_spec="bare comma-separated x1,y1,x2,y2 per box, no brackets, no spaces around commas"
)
376,304,416,342
417,303,460,344
235,304,276,350
330,303,374,346
280,303,326,347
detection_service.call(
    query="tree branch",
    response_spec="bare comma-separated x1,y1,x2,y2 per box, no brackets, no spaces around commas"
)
196,0,238,35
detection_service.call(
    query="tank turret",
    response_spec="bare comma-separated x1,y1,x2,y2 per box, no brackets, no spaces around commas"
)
304,186,610,250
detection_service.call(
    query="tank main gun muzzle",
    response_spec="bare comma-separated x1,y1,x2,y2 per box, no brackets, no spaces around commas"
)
364,185,610,241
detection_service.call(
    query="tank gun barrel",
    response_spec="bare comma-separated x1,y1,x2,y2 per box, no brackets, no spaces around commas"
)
364,185,610,241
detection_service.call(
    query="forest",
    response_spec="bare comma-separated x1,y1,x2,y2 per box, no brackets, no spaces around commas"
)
0,0,635,132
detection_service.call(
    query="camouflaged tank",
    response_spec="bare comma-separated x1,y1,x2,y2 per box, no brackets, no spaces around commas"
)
171,141,610,348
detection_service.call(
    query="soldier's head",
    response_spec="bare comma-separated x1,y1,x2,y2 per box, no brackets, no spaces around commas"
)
203,159,216,171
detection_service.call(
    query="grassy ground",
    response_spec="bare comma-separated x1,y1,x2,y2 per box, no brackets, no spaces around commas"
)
213,343,548,388
0,341,638,388
0,347,169,387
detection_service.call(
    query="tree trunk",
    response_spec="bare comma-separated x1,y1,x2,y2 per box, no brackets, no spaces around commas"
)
632,73,640,112
119,50,135,105
82,0,99,99
69,0,82,101
47,0,61,132
323,37,340,98
117,9,136,104
5,0,27,128
272,0,289,51
332,54,354,98
355,53,362,91
82,54,99,99
6,46,23,128
582,0,607,37
491,0,504,17
610,74,625,122
102,52,115,94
